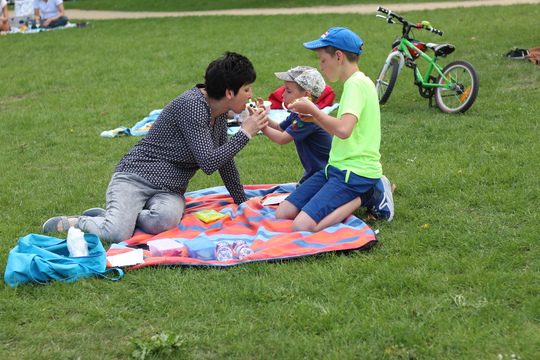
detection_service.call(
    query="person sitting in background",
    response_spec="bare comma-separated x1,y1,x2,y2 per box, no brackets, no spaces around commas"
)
0,0,9,32
33,0,68,28
260,66,333,185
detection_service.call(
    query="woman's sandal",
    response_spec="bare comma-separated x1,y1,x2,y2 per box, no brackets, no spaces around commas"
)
82,208,105,217
42,216,79,233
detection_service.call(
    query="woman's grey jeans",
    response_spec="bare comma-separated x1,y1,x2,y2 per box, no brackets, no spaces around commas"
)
76,172,185,243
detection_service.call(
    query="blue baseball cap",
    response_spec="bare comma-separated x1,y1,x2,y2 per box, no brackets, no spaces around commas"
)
303,27,363,55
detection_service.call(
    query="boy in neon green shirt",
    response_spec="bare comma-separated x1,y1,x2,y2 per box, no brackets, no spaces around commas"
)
276,27,394,232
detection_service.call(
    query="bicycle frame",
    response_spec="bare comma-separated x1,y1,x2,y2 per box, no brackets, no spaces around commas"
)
375,6,479,113
381,38,455,91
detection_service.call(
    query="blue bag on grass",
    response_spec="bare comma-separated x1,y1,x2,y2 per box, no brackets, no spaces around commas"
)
4,233,123,287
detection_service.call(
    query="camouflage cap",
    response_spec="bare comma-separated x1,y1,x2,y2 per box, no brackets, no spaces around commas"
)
274,66,326,98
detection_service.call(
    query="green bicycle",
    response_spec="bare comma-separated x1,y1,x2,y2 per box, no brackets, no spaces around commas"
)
375,6,479,113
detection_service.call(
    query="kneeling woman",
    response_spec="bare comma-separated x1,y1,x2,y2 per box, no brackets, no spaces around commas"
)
43,52,268,243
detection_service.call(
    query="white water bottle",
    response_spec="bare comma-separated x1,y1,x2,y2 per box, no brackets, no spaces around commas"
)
215,241,233,261
233,240,253,259
67,227,89,257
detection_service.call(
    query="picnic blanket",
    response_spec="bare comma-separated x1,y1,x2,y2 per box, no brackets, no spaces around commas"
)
100,104,340,138
3,22,78,35
105,183,378,269
100,110,161,137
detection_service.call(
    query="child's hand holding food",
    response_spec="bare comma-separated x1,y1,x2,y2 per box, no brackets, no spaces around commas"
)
288,97,317,121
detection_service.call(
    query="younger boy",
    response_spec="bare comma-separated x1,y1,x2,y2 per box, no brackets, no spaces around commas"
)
261,66,332,185
276,27,394,232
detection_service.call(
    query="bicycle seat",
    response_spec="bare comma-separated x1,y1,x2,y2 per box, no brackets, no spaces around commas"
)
426,43,455,57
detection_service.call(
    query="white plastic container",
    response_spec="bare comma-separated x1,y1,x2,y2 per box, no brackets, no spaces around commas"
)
147,239,184,257
67,227,89,257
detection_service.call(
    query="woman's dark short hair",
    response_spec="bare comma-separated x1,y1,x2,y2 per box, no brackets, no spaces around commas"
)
204,52,257,100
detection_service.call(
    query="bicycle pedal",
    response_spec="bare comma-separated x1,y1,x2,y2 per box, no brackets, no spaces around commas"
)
405,58,416,68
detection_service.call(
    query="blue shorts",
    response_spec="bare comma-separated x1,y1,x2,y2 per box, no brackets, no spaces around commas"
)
285,165,379,223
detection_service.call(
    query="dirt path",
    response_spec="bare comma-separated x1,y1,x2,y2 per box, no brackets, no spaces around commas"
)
66,0,540,20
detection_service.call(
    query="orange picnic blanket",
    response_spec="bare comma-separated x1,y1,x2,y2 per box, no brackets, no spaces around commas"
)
106,184,378,269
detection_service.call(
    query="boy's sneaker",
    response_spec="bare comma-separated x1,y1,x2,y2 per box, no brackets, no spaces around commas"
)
367,175,394,221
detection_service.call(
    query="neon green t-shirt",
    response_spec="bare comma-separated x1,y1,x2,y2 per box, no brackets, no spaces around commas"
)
329,71,382,179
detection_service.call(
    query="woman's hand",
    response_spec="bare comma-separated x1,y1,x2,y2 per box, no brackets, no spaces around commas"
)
241,107,268,137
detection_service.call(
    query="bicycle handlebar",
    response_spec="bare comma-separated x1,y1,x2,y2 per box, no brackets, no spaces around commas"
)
377,6,444,36
424,26,443,36
377,6,403,22
377,6,392,16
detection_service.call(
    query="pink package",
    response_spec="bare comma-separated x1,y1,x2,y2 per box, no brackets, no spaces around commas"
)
147,239,185,257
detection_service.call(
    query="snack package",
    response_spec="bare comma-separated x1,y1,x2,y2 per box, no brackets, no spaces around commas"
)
194,209,227,223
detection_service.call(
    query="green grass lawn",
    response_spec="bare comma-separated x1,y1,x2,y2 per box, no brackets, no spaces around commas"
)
1,2,539,359
62,0,470,12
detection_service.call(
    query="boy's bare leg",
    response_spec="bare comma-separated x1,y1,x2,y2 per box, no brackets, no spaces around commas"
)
292,197,362,233
282,181,397,231
275,200,300,220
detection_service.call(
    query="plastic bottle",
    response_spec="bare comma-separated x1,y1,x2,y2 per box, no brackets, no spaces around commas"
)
215,241,233,261
67,227,89,257
233,240,253,260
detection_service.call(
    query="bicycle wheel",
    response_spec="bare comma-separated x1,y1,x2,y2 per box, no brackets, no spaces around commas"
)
376,57,399,105
434,60,479,113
